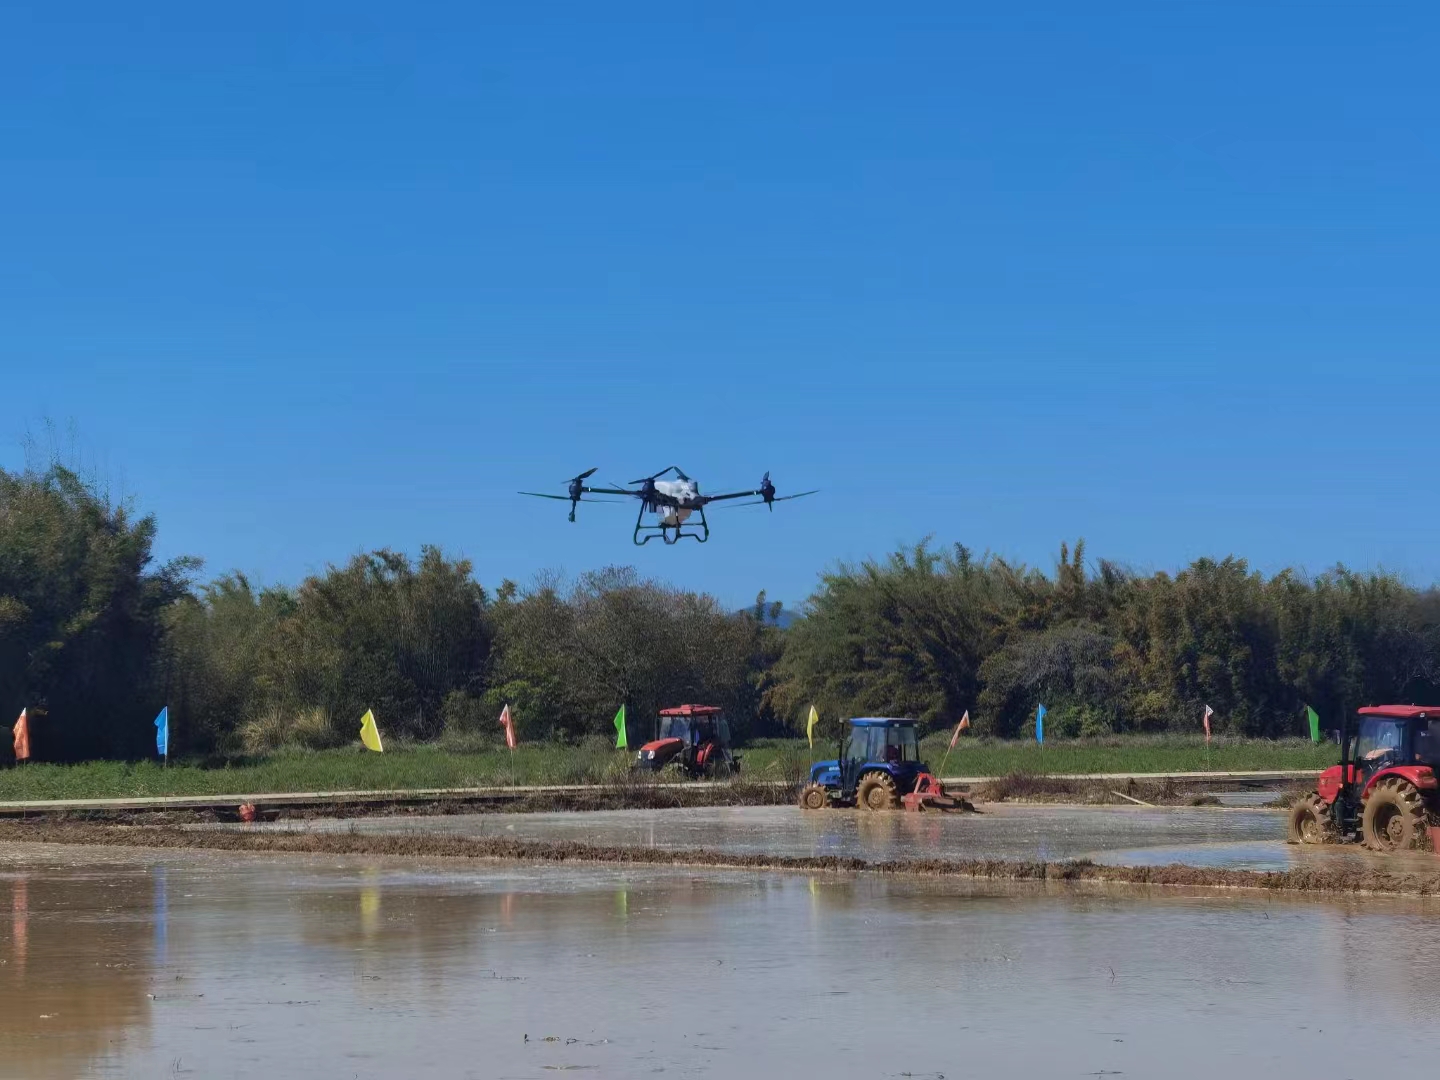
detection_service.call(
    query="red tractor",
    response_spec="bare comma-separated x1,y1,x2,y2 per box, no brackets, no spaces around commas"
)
1288,705,1440,853
632,705,741,779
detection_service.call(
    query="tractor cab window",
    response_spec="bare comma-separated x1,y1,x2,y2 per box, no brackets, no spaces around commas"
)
845,727,885,763
659,717,693,743
717,716,732,745
1414,719,1440,766
886,726,919,763
1356,718,1403,764
846,725,919,763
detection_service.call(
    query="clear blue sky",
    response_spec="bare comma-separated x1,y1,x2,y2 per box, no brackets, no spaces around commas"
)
3,1,1437,608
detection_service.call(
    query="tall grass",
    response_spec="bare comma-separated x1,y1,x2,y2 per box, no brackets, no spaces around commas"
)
918,733,1338,776
0,735,1338,802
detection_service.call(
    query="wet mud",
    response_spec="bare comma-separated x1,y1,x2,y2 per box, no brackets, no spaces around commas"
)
4,820,1440,896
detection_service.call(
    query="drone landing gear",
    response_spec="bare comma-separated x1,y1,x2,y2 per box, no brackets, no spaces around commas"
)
632,502,710,546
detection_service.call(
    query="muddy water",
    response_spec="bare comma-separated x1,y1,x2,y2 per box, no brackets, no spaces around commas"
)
262,803,1440,875
3,842,1440,1079
255,803,1322,867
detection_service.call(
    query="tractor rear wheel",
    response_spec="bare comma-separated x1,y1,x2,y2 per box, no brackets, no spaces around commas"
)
798,783,829,810
1286,793,1336,845
1361,778,1429,852
856,771,899,811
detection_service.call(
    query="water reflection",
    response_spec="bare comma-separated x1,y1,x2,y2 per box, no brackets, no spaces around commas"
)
0,850,1437,1078
0,869,155,1079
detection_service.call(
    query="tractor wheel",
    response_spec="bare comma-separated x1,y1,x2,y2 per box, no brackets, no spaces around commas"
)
1286,793,1336,845
798,783,829,811
1361,777,1429,852
856,771,899,811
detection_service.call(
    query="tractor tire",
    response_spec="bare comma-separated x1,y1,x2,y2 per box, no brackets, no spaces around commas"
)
1361,777,1430,852
798,783,829,811
1286,793,1336,845
856,771,899,811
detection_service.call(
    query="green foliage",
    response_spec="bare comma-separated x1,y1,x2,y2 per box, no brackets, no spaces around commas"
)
4,448,1439,764
772,540,1440,737
482,567,769,742
0,463,193,760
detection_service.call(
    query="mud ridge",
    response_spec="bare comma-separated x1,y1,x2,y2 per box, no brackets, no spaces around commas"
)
2,821,1438,897
33,780,798,826
974,774,1224,806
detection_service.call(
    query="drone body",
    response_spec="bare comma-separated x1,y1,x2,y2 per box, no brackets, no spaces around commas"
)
520,466,816,545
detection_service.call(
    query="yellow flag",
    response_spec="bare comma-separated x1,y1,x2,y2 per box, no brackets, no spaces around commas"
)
806,705,819,748
359,709,384,752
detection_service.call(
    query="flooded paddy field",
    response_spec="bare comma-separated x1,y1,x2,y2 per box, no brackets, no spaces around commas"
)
2,839,1439,1079
241,800,1440,875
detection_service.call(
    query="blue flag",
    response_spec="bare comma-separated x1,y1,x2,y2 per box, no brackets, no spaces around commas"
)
155,706,169,758
1035,704,1046,745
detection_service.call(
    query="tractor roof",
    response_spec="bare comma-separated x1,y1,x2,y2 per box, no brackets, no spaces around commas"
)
658,704,723,717
849,717,917,727
1358,705,1440,720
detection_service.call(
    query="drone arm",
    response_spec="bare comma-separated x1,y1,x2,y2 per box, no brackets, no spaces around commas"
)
580,485,640,497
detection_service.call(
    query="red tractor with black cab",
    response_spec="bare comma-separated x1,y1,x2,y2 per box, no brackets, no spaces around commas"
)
633,704,740,779
1288,705,1440,852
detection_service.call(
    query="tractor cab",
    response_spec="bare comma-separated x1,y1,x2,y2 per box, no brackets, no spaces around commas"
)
1350,711,1440,773
634,704,740,778
813,718,924,792
801,718,961,812
1290,705,1440,852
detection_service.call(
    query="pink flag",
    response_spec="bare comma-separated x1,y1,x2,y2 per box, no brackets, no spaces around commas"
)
499,704,516,750
1203,705,1214,743
949,711,971,750
12,709,30,763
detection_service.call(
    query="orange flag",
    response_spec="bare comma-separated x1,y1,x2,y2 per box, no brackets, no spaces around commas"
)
12,709,30,763
499,704,516,750
948,710,971,750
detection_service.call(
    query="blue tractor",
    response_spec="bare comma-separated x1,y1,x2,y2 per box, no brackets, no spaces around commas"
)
799,717,961,811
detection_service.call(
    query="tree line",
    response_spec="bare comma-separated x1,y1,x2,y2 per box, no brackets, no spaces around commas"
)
3,462,1438,761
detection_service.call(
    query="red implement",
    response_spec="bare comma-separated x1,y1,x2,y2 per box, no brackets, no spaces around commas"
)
901,772,965,812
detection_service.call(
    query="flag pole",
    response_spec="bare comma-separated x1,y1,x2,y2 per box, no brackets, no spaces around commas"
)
509,704,517,788
937,711,969,778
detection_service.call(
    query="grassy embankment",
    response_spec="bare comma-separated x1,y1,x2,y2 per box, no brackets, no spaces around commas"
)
0,734,1338,802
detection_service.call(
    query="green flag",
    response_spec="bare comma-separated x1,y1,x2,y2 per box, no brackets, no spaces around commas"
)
1306,705,1321,744
614,704,628,750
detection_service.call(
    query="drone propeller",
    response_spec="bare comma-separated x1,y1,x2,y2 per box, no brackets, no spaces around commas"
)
712,491,818,509
629,465,689,484
517,467,606,524
756,472,818,510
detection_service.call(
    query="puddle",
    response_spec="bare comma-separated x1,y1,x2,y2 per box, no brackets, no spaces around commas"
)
0,844,1438,1078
